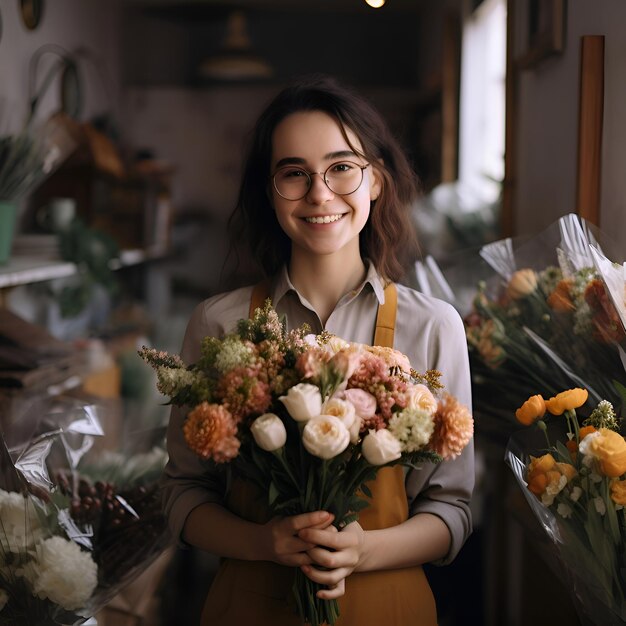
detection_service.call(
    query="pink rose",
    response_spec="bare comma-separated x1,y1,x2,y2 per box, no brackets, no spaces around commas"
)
330,348,362,380
343,388,377,419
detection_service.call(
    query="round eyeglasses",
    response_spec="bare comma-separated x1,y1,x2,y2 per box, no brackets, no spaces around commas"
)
272,161,370,201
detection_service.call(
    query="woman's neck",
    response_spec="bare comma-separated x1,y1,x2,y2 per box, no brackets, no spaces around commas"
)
288,249,367,326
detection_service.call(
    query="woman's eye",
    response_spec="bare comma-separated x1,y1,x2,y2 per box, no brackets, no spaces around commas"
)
331,162,354,174
283,168,306,178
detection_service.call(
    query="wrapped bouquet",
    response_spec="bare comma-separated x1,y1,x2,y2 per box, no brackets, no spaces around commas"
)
0,397,171,625
506,387,626,625
417,214,626,431
139,300,474,626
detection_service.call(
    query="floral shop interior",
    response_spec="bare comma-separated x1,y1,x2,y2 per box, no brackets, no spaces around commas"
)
1,0,626,625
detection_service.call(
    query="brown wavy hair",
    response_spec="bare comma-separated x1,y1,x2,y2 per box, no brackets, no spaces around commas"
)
228,74,420,282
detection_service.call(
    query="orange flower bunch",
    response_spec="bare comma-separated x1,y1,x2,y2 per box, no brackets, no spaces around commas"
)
508,387,626,621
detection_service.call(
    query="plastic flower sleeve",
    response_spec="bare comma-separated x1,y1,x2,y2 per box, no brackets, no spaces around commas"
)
505,425,626,626
0,395,171,624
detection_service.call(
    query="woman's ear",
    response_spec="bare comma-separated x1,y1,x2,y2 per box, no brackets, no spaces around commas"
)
369,164,383,201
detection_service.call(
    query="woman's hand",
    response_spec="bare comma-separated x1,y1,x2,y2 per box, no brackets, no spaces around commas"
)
261,511,335,567
298,521,367,599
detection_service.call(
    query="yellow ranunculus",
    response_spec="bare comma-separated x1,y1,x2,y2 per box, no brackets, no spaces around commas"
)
515,395,546,426
587,428,626,478
545,388,589,415
527,453,556,495
507,269,538,299
610,479,626,505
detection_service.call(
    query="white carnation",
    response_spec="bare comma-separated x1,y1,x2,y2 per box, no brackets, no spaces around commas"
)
388,408,434,453
0,489,44,552
27,536,97,610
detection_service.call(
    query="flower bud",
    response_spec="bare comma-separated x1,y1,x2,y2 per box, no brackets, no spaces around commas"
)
250,413,287,451
361,429,402,466
279,383,323,422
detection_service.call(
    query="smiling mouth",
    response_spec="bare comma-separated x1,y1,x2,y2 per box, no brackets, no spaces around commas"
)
303,214,345,224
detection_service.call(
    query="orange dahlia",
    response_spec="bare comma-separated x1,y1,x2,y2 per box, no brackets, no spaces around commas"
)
429,393,474,460
183,402,240,463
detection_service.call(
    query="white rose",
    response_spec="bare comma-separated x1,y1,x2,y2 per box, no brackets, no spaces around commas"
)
361,429,402,466
302,415,350,460
250,413,287,451
405,384,437,415
323,398,360,444
280,383,323,422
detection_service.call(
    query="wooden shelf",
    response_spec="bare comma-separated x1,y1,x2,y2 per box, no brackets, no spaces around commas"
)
0,245,169,290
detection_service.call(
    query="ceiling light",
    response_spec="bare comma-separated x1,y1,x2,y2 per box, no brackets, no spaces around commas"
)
365,0,385,8
198,11,273,82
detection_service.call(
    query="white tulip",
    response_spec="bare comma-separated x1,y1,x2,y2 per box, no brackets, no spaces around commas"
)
250,413,287,451
302,415,350,460
279,383,323,422
362,429,402,466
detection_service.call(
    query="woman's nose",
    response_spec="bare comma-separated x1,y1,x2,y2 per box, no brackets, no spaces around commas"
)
306,172,334,203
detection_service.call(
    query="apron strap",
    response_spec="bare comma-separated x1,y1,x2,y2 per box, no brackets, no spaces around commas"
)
249,279,271,319
249,280,398,349
373,282,397,348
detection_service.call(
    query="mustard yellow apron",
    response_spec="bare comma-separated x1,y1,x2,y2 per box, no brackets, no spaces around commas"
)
200,283,437,625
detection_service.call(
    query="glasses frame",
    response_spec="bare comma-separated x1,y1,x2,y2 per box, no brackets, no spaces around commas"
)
271,160,370,201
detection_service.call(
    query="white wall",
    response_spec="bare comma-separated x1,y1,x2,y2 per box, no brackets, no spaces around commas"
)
0,0,123,132
513,0,626,250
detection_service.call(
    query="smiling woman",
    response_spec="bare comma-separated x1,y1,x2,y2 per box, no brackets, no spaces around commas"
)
161,74,475,626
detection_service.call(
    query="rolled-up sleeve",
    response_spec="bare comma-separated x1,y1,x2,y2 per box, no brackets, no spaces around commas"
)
401,294,474,565
160,289,251,542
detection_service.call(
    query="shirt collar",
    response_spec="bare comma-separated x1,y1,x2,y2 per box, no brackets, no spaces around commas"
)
271,261,386,307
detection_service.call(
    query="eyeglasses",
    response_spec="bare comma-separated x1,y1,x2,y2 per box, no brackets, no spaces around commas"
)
271,161,370,201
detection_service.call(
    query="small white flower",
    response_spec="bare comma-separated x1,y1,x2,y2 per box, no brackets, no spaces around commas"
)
361,429,402,466
557,503,573,518
541,493,556,506
280,383,323,422
214,337,255,374
250,413,287,452
388,408,434,453
546,475,568,496
594,497,606,516
570,486,583,502
589,472,602,484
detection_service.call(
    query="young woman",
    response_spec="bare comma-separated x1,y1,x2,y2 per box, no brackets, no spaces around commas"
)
162,74,474,625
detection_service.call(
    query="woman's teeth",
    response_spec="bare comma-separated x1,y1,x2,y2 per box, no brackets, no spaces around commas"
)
304,214,344,224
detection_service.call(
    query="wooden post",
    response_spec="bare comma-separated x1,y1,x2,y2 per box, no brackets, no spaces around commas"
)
576,35,604,227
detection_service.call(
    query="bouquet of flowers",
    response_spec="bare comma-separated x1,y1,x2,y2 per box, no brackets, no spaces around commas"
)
0,396,171,625
417,214,626,431
505,387,626,625
139,301,474,626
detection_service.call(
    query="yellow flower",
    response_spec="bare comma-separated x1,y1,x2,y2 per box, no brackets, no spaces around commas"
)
507,269,538,299
586,428,626,478
515,395,546,426
527,454,576,497
545,388,588,415
527,453,556,495
610,479,626,505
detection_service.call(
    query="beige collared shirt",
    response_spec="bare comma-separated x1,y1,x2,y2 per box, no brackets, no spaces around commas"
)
162,263,474,565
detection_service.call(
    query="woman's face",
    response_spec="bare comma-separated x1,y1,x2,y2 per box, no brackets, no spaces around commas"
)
269,110,381,263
